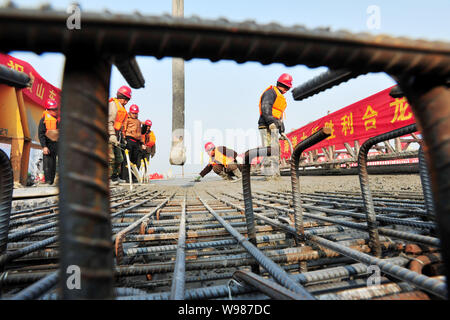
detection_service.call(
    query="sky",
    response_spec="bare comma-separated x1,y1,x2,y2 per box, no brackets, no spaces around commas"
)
3,0,450,177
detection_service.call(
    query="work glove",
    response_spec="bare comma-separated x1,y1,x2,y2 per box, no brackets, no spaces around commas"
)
276,119,285,134
109,135,118,146
268,123,277,131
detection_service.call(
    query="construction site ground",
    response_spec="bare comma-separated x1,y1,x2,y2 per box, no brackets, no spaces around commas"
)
151,174,422,196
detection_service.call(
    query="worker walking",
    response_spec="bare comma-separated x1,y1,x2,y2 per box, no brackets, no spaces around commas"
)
195,142,242,182
138,119,156,167
38,99,59,185
122,104,143,182
258,73,293,178
108,85,131,184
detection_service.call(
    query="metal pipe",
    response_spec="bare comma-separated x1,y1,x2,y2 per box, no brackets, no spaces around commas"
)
58,54,114,299
358,124,417,257
290,127,332,237
198,196,315,300
170,195,186,300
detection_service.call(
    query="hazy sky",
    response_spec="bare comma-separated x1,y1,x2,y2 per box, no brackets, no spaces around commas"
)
4,0,450,177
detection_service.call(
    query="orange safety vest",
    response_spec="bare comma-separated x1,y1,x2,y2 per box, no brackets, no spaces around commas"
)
110,98,128,131
143,131,156,147
258,85,287,120
42,110,58,131
209,148,234,168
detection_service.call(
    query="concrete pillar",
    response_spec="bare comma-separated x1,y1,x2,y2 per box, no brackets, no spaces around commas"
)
169,0,186,166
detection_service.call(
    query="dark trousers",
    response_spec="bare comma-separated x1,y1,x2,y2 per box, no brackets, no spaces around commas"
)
122,137,141,182
137,150,151,169
125,137,141,166
43,141,58,184
212,163,240,180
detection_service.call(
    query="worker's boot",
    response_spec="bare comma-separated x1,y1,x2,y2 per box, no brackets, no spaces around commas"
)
217,170,230,181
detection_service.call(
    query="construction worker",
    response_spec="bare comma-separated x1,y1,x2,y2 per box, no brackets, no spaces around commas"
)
194,142,242,182
108,85,131,184
258,73,293,177
122,104,143,181
138,119,156,165
38,99,59,185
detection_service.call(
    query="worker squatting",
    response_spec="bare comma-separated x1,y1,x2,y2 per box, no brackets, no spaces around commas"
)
194,73,293,182
37,85,157,185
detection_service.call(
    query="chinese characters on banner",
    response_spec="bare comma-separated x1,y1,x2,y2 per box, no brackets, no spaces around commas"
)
0,53,61,109
280,86,416,159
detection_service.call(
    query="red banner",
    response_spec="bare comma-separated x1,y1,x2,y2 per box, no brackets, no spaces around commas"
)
0,53,61,108
280,86,416,159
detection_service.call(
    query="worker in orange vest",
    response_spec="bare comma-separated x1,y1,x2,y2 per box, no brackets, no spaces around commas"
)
194,142,242,182
258,73,293,178
139,119,156,161
38,99,59,185
108,85,131,184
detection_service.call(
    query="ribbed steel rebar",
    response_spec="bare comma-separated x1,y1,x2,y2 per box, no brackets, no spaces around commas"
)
0,236,58,266
232,270,307,300
399,78,450,296
308,234,447,299
232,192,440,247
242,148,271,242
170,195,186,300
198,196,315,300
292,69,362,101
10,272,58,300
111,191,163,218
0,149,13,258
418,146,436,220
250,192,436,231
291,127,332,237
358,124,417,257
58,54,114,299
0,8,449,76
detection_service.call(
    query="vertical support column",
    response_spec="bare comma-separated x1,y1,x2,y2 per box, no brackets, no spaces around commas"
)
169,0,186,166
398,76,450,291
10,138,24,184
16,90,30,186
58,54,114,299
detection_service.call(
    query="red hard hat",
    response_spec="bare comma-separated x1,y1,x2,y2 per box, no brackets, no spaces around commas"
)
117,85,132,99
145,120,152,126
129,104,139,114
277,73,293,88
45,99,58,110
204,142,215,152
